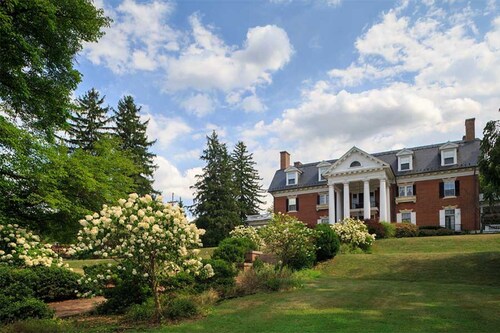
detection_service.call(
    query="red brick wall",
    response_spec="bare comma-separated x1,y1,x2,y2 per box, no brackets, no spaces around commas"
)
274,193,327,228
396,175,479,230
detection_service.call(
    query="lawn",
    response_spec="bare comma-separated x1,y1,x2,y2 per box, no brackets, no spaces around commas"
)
136,234,500,333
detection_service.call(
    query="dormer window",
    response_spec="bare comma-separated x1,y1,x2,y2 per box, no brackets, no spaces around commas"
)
350,161,361,168
439,142,458,166
316,161,331,181
397,149,414,172
285,166,301,186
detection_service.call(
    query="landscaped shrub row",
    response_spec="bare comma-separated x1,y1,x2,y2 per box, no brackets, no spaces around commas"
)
394,223,419,237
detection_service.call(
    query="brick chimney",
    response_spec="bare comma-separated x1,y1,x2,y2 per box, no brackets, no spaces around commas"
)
294,161,302,167
464,118,475,141
280,151,290,170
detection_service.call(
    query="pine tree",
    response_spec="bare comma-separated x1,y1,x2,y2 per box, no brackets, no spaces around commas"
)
191,131,240,246
231,141,265,222
114,95,157,195
67,88,111,151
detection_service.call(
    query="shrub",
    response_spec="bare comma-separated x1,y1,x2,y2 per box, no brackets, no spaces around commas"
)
436,228,455,236
1,319,76,333
195,259,238,296
229,225,265,250
0,294,54,324
212,237,256,264
125,299,156,323
380,222,396,238
331,218,376,252
363,219,386,239
236,264,301,295
394,223,419,237
314,224,340,262
418,229,438,237
259,213,317,270
163,297,200,320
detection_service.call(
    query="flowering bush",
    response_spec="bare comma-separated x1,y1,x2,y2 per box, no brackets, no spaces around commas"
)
331,218,376,252
71,193,214,321
0,223,65,268
259,213,317,270
229,225,265,250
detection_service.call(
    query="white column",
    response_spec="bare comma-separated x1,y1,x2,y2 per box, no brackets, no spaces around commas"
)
363,180,371,220
335,189,341,222
386,182,391,222
328,184,335,224
343,182,350,219
380,179,387,222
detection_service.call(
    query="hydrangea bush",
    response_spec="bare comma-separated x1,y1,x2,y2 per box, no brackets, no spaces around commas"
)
71,193,214,321
331,218,376,252
0,223,65,268
229,225,265,250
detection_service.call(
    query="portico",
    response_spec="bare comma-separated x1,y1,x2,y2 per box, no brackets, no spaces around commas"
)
324,147,394,223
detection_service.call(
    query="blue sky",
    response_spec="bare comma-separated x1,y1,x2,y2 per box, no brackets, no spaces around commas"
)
75,0,499,209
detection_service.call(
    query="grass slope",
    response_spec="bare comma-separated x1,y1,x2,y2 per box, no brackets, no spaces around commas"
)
143,234,500,333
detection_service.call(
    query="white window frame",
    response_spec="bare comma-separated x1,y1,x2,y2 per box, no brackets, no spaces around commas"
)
318,193,328,205
318,217,329,224
397,211,416,225
288,197,297,211
398,184,414,197
444,181,456,197
441,149,457,166
439,208,461,231
398,155,413,171
401,212,411,223
286,172,297,186
318,166,328,181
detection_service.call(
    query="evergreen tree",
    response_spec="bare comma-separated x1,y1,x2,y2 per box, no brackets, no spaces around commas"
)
231,141,265,222
67,89,111,151
114,95,157,195
479,120,500,206
191,131,239,246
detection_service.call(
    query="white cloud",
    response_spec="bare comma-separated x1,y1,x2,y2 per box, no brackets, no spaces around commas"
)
180,93,215,117
241,95,267,113
153,156,200,201
142,113,192,149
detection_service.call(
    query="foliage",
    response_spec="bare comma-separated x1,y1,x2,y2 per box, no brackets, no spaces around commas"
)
0,295,53,324
331,218,376,252
394,223,419,238
114,95,157,195
72,194,214,321
229,225,265,250
418,228,455,237
0,0,110,133
0,223,63,268
191,131,240,246
195,259,238,296
0,319,78,333
212,237,256,264
314,224,340,262
0,265,81,302
163,296,200,320
479,120,500,205
259,213,317,270
363,219,386,239
236,264,301,295
380,222,396,238
231,141,265,222
66,88,111,151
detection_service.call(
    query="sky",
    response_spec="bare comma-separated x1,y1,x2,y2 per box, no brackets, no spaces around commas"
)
75,0,500,211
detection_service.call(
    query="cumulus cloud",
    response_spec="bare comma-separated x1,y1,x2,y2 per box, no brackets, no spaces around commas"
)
180,93,216,117
142,113,192,149
153,156,200,201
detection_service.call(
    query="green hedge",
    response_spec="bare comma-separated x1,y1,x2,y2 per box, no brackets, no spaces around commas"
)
394,223,419,238
314,224,340,262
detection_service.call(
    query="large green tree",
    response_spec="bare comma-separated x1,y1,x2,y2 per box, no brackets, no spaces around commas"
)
191,131,239,246
67,88,111,151
479,120,500,205
231,141,265,222
114,95,157,195
0,0,110,134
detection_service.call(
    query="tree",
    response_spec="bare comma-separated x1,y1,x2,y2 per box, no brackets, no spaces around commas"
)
479,120,500,206
114,95,157,195
73,194,214,322
191,132,240,246
231,141,265,222
0,0,110,134
67,88,111,151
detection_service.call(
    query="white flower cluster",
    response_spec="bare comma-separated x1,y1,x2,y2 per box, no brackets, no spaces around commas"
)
331,218,376,249
72,193,214,296
229,225,265,250
0,223,65,267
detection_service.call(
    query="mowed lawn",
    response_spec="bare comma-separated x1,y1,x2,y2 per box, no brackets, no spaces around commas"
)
139,234,500,333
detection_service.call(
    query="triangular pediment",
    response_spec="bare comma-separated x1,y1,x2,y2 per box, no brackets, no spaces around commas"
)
284,166,302,173
396,148,414,156
439,142,459,150
324,146,389,176
316,161,332,168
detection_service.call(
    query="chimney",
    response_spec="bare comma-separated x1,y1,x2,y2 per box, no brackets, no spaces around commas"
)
280,151,290,170
294,161,302,167
464,118,475,141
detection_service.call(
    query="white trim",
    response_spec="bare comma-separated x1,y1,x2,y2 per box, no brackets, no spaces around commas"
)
272,186,329,197
396,169,475,182
439,209,446,227
286,171,298,186
396,213,402,223
410,212,416,225
441,148,457,166
455,208,461,231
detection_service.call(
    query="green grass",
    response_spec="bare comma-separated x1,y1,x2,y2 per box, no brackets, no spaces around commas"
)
138,234,500,333
66,247,216,274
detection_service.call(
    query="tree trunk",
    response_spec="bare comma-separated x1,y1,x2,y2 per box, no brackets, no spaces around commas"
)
150,254,162,323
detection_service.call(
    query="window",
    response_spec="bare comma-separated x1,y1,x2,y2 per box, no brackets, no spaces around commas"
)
444,181,455,197
287,197,297,211
399,156,411,171
319,217,329,224
399,184,414,197
318,193,328,205
286,172,297,186
445,209,455,229
350,161,361,167
442,149,456,166
401,212,411,223
318,166,328,181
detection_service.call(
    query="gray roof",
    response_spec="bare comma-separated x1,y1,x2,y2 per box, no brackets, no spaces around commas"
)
268,139,480,192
